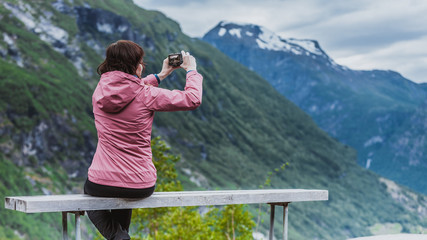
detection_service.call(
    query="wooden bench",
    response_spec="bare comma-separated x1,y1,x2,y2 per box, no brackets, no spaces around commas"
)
5,189,328,240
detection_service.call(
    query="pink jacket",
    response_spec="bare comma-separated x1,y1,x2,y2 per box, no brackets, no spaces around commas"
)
88,70,203,188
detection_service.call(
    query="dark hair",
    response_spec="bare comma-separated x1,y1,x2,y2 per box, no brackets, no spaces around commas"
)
97,40,145,76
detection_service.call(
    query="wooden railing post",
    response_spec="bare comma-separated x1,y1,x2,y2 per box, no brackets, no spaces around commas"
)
269,204,275,240
62,212,68,240
75,211,82,240
62,211,84,240
269,202,290,240
283,203,289,240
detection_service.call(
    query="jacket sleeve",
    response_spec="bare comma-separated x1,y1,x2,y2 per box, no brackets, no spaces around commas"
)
141,71,203,111
142,74,159,87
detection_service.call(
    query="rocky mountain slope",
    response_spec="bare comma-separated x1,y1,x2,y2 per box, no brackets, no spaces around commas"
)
0,1,426,239
203,21,427,194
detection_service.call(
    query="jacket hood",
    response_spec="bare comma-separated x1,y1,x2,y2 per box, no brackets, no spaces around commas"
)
94,71,142,113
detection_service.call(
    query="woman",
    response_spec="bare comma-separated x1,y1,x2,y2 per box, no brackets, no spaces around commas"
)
84,40,203,240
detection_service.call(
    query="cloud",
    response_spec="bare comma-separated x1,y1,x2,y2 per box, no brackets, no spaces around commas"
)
134,0,427,83
335,35,427,83
281,0,427,50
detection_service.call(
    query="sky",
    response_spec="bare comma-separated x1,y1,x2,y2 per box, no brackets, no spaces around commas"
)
134,0,427,84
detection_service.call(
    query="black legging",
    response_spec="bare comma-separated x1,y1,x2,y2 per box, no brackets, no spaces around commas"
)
84,179,155,240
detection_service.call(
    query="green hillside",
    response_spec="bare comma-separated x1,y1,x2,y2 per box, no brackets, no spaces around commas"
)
0,0,426,239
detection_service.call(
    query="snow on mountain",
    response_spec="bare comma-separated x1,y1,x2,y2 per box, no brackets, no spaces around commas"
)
218,28,226,37
287,38,324,55
4,2,69,47
255,25,290,51
215,21,326,57
228,28,242,38
2,2,92,76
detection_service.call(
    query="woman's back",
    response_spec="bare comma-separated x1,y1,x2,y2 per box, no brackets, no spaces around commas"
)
88,70,202,189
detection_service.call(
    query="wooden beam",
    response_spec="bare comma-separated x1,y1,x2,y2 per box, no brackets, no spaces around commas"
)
5,189,328,213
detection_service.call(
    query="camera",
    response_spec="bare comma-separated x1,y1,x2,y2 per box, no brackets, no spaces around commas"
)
168,53,183,67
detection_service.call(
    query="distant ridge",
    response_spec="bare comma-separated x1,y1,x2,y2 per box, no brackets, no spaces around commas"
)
203,21,427,194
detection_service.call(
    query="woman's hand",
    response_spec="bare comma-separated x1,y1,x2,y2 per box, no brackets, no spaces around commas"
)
157,57,178,81
180,50,197,72
157,50,197,81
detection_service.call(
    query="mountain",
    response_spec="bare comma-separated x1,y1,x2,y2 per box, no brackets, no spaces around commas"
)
203,21,427,194
1,1,426,239
373,99,427,187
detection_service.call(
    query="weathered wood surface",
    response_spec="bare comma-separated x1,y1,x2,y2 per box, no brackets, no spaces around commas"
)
5,189,328,213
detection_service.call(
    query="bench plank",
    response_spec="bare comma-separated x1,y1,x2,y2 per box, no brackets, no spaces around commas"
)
5,189,328,213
